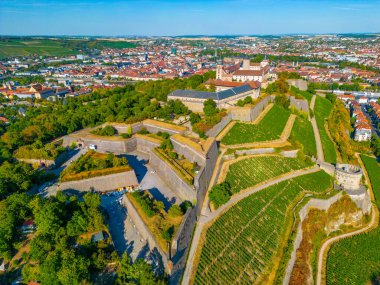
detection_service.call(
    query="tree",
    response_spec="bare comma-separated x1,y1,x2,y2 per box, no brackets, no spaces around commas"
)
275,94,290,109
203,99,218,116
209,182,232,209
168,204,183,217
189,113,201,125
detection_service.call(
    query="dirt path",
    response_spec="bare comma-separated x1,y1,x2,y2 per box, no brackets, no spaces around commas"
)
220,114,296,150
182,166,320,285
310,95,324,162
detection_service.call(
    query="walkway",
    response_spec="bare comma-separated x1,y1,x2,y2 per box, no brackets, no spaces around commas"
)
181,166,319,285
310,95,324,161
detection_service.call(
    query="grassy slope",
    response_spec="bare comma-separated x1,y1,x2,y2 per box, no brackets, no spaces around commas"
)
194,171,332,285
225,155,313,194
326,155,380,285
0,39,76,58
221,104,291,145
314,96,337,164
290,117,317,157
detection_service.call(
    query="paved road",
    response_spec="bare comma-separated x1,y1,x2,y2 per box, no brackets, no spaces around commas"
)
310,95,325,162
362,105,380,137
181,166,320,285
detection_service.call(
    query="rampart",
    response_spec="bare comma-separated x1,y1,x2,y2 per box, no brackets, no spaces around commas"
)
122,195,170,272
149,150,196,202
59,170,138,192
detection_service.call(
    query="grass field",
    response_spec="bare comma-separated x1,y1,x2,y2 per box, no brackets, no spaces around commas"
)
314,96,337,164
221,104,291,145
290,117,317,157
225,155,313,194
0,39,76,58
193,170,332,285
326,155,380,285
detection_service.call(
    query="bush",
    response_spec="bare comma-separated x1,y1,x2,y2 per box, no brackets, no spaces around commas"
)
121,133,131,139
180,200,192,213
190,113,201,125
91,125,116,136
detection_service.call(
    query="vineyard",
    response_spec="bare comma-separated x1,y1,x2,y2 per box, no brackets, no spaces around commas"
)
193,171,332,285
326,155,380,285
225,155,313,194
221,104,291,145
360,155,380,206
290,117,317,157
314,96,337,163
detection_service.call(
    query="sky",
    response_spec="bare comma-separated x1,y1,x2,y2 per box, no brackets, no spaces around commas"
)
0,0,379,36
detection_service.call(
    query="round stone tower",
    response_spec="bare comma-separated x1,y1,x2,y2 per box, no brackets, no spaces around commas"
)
335,164,362,190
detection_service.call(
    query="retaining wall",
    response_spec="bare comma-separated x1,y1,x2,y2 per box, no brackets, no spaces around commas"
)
59,170,138,192
170,137,206,167
149,151,196,202
283,192,343,285
205,95,274,137
290,96,309,113
205,113,232,138
122,196,170,272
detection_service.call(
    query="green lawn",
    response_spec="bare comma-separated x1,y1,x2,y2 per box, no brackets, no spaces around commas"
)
221,104,291,145
194,171,332,285
326,155,380,285
0,39,76,58
314,96,337,163
290,117,317,157
225,155,313,194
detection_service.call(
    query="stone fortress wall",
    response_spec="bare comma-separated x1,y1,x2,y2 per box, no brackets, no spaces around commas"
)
205,95,275,137
122,196,170,272
59,170,138,192
61,120,218,280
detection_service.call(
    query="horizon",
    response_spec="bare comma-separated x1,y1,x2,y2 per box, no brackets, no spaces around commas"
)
1,0,380,36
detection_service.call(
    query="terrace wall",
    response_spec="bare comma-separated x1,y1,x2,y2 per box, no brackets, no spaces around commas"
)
205,95,274,137
283,192,343,285
170,137,206,167
59,170,138,192
290,96,309,113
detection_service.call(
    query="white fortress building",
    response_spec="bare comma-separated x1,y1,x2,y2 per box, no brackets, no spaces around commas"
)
167,82,260,112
